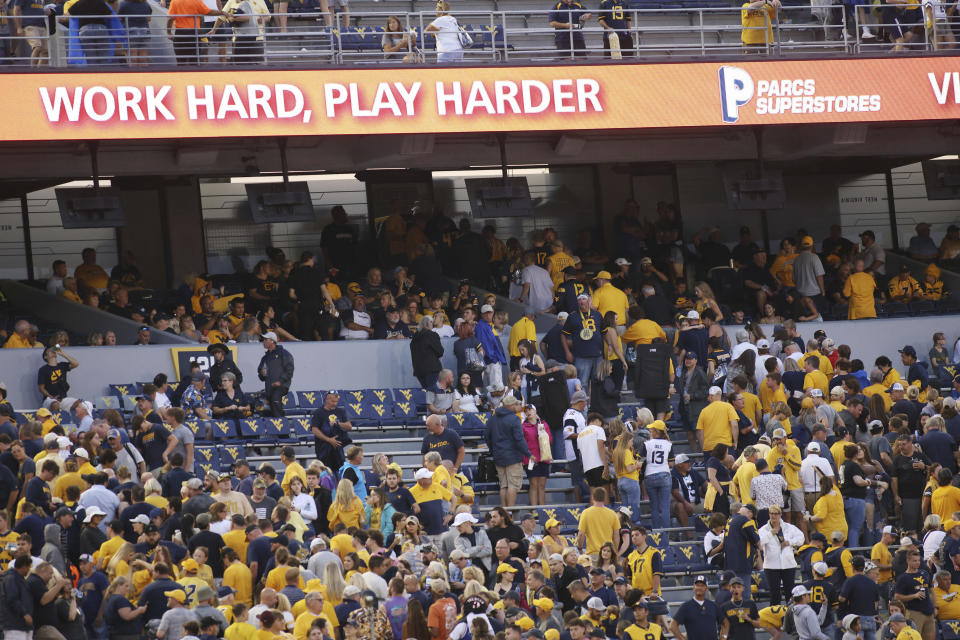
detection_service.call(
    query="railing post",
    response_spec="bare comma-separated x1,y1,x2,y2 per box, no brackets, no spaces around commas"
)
501,11,509,61
698,9,705,56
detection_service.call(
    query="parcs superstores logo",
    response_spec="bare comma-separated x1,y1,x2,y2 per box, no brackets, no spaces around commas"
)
718,65,881,124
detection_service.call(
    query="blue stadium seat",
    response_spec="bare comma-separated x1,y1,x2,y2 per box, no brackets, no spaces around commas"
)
13,412,28,426
881,302,910,318
296,391,323,410
262,417,290,438
670,542,711,571
646,530,669,549
354,25,382,50
941,620,960,640
392,400,418,422
693,513,712,533
97,396,121,411
364,388,394,406
183,420,209,440
211,419,239,440
219,442,246,470
109,383,141,397
394,388,427,408
55,410,71,426
194,446,220,477
122,395,139,411
290,416,314,440
343,390,368,405
238,417,268,439
280,393,298,413
910,300,935,315
448,412,488,437
363,401,392,422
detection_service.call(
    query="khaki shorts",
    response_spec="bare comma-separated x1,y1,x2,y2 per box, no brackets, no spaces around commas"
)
906,610,935,640
496,463,524,492
25,25,48,53
786,488,804,512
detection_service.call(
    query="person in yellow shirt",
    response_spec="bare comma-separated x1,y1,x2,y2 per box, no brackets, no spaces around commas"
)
766,429,803,523
507,308,538,364
177,558,210,607
800,347,834,378
222,515,249,563
74,247,110,291
96,521,127,570
806,476,847,541
292,592,329,640
921,264,946,301
802,357,829,396
279,447,307,496
622,309,667,346
730,377,762,428
223,548,253,606
863,370,892,411
759,373,787,417
843,259,878,319
53,459,86,501
577,487,621,557
625,527,663,596
546,241,576,287
933,569,960,621
931,471,960,524
871,526,897,586
769,238,797,289
696,387,739,452
741,0,779,47
2,320,40,348
226,603,259,640
889,613,923,640
327,480,365,530
592,272,629,328
622,600,663,640
888,265,922,302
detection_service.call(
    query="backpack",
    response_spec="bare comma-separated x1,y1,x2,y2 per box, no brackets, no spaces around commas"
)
935,533,953,570
782,605,798,638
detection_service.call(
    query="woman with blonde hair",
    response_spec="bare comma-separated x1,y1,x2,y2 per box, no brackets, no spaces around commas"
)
143,478,168,509
327,479,365,530
462,567,485,589
103,575,147,640
613,432,641,525
433,311,455,337
106,542,136,582
322,562,346,606
693,282,723,322
397,515,426,554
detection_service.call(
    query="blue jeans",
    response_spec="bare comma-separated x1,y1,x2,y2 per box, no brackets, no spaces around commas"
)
858,614,877,640
618,477,642,523
574,356,602,393
645,471,673,530
79,23,110,64
844,496,866,547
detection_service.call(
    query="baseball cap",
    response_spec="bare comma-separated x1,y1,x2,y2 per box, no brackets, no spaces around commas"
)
686,310,700,320
261,331,278,341
757,339,770,349
791,585,810,597
576,293,590,300
720,570,736,585
217,585,236,598
571,390,588,404
810,533,827,543
131,514,150,525
557,312,569,321
73,447,89,459
497,562,518,574
548,553,563,563
164,589,187,604
107,428,121,440
889,613,907,623
532,597,554,611
684,351,698,360
772,428,787,440
79,554,95,564
453,512,478,527
868,419,883,432
901,536,915,546
890,382,905,391
586,596,605,610
899,345,917,357
343,586,361,597
632,600,648,610
810,388,823,398
501,394,520,407
800,235,814,248
182,558,200,573
544,518,560,530
614,257,632,266
882,525,896,535
694,575,708,584
596,270,612,280
639,256,653,265
414,468,433,481
813,561,829,576
37,407,52,418
480,304,494,314
675,453,690,464
806,442,820,452
729,577,744,586
54,507,73,519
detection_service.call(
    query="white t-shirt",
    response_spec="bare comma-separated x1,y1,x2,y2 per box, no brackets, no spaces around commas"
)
798,453,834,493
434,325,455,338
430,14,462,53
562,408,586,463
731,342,758,361
755,354,781,385
454,390,480,413
577,424,606,472
521,264,555,312
341,309,372,340
642,439,672,476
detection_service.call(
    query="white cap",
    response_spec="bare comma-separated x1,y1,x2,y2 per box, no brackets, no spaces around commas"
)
310,537,325,549
343,586,361,597
772,428,787,440
618,506,633,517
821,338,836,351
900,536,914,546
80,400,94,415
57,436,71,449
74,447,89,459
806,442,820,452
830,386,845,397
83,506,106,522
614,258,632,266
686,310,700,320
708,385,722,396
812,562,829,575
557,312,569,321
131,514,150,525
44,433,58,444
480,304,494,314
414,468,433,480
864,561,877,572
810,388,823,398
882,525,895,535
757,339,770,349
261,331,278,342
791,585,810,597
586,597,605,610
453,512,478,527
891,382,905,391
675,453,690,464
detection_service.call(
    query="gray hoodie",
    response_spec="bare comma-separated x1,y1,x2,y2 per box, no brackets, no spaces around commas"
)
794,603,831,640
40,523,66,576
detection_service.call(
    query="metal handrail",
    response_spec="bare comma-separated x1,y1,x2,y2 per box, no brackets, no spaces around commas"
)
0,4,941,69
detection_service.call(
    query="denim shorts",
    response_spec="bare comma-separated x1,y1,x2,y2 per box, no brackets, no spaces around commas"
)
128,26,150,49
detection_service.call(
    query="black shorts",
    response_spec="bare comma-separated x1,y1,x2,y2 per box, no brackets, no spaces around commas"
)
643,397,670,416
525,462,551,478
584,466,607,487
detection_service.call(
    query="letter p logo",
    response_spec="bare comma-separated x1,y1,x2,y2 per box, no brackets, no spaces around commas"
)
719,66,755,123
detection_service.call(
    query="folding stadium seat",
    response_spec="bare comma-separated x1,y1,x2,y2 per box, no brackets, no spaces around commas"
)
392,400,418,423
238,417,268,439
183,420,208,441
296,391,323,410
364,388,394,406
122,395,139,412
262,417,290,439
882,302,910,318
56,411,71,426
290,416,314,440
362,401,391,423
219,442,246,471
210,419,239,440
394,388,427,410
910,300,934,315
693,512,712,533
942,620,960,640
194,445,220,477
280,393,298,413
97,396,121,411
343,390,367,405
354,25,382,50
471,411,493,436
109,383,140,398
670,542,711,571
13,412,28,426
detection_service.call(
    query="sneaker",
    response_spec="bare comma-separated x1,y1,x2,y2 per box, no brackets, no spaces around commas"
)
862,27,876,39
841,28,851,39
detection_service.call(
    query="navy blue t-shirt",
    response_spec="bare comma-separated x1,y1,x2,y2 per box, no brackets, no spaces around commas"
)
677,327,709,369
78,570,109,624
246,535,273,579
105,593,142,635
117,0,151,27
386,486,417,514
895,569,934,615
838,573,878,616
673,598,720,640
562,310,604,358
138,576,179,622
420,429,464,464
919,429,956,473
135,423,170,470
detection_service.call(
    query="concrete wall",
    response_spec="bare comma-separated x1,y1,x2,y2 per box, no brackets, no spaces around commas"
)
2,315,959,408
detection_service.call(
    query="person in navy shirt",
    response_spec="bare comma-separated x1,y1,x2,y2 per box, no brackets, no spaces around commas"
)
598,0,632,57
552,268,585,314
587,568,618,606
669,575,721,640
548,0,592,58
562,294,604,393
899,345,928,394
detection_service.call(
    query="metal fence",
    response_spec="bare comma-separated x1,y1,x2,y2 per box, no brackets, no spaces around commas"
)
0,4,941,68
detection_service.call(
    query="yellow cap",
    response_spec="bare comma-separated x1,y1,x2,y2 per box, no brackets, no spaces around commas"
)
800,235,814,248
545,631,560,640
532,597,555,611
544,518,560,530
649,420,666,432
497,562,518,574
515,616,535,631
181,558,199,573
493,600,505,610
164,589,187,604
596,270,612,280
927,263,941,277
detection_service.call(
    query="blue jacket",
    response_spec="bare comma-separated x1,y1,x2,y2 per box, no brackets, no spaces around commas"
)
1,569,33,630
475,320,507,365
365,502,397,538
258,345,295,389
485,406,530,467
